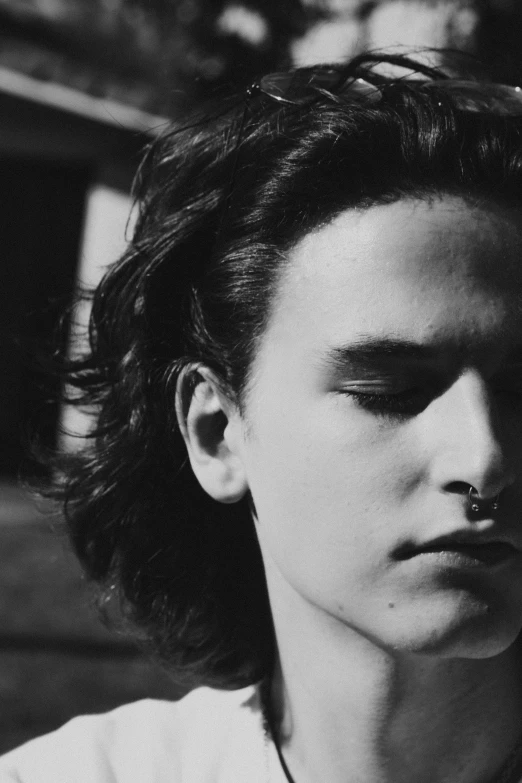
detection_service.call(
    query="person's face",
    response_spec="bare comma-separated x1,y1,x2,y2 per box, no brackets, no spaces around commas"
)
239,196,522,659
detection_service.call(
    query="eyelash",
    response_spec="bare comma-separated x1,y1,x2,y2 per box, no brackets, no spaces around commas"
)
345,385,522,417
344,388,429,417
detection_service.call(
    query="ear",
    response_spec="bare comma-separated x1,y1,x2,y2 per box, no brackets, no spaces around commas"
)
175,365,248,504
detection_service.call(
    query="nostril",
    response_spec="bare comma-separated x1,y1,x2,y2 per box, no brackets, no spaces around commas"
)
445,481,473,497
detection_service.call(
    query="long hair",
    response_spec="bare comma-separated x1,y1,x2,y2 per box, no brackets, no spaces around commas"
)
50,53,522,689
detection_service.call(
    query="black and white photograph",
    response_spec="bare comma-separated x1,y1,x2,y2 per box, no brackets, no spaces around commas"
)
2,2,522,782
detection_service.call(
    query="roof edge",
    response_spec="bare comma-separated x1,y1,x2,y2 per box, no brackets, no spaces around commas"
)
0,66,170,135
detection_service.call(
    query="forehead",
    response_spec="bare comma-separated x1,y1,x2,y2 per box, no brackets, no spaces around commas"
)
265,196,522,354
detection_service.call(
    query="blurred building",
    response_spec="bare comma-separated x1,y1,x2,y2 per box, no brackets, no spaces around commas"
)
0,3,169,475
0,0,303,472
0,78,166,474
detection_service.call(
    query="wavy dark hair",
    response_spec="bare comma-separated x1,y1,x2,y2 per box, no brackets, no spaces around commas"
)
52,52,522,690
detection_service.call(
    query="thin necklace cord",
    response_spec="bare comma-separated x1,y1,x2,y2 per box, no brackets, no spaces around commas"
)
263,696,296,783
261,680,522,783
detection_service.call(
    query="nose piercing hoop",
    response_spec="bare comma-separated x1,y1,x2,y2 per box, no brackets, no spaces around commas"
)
468,485,500,513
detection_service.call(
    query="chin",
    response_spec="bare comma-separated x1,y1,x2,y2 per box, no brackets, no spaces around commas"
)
375,591,522,660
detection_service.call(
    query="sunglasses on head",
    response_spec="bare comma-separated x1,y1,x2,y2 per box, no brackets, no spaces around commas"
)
249,65,522,115
213,65,522,259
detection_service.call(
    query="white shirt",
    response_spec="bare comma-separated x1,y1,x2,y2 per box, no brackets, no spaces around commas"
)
5,684,522,783
0,684,286,783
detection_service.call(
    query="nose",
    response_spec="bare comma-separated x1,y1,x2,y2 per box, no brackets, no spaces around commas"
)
426,370,516,501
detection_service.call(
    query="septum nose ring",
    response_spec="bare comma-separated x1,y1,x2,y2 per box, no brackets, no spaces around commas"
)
468,485,501,513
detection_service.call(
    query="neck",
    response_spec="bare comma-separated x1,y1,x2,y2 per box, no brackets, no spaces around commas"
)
263,559,522,783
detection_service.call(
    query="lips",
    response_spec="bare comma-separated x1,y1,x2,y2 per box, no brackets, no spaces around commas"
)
395,536,518,567
417,542,516,565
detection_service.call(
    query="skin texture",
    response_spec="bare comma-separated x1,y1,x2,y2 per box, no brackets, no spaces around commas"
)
246,197,522,659
180,196,522,783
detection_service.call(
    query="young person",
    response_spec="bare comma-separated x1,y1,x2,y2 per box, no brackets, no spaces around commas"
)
4,52,522,782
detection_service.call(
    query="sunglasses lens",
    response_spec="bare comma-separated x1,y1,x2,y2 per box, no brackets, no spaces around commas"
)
258,70,522,115
259,72,297,102
259,70,381,105
426,80,522,115
342,77,382,103
259,69,344,103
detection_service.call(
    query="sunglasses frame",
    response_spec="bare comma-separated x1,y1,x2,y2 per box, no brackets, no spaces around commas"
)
252,67,522,116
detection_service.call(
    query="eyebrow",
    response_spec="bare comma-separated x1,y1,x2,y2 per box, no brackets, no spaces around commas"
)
324,338,440,368
323,337,522,369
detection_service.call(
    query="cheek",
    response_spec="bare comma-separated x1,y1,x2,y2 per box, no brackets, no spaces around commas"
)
243,395,424,595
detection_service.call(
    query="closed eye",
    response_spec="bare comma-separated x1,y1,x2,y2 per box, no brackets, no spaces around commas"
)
342,387,431,417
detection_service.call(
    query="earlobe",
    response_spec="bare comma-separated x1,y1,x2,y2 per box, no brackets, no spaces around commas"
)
175,366,249,504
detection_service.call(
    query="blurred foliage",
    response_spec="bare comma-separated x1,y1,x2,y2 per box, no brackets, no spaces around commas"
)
0,0,326,114
2,1,522,114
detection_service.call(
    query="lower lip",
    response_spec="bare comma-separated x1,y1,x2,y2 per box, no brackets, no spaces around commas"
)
410,544,518,568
